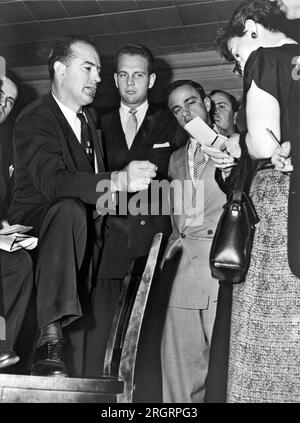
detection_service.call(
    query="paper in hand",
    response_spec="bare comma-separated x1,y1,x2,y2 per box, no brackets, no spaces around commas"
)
184,117,227,150
0,224,33,235
0,224,37,252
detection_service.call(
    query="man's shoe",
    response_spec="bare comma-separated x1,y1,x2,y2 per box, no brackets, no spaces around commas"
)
31,339,69,377
0,350,20,369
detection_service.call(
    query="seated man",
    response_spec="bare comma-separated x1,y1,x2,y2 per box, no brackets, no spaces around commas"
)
0,75,33,370
7,35,156,377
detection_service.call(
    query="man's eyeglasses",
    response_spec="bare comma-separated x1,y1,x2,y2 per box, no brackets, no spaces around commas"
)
232,61,243,77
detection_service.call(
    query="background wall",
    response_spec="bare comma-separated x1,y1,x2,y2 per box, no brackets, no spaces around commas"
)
11,49,243,111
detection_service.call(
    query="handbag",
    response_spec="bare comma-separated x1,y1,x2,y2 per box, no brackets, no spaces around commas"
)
210,152,259,284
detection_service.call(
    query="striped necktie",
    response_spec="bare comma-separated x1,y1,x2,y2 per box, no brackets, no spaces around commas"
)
77,112,94,169
193,144,206,181
125,108,137,148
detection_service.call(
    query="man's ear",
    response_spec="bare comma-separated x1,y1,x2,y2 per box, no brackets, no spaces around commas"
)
54,61,66,80
244,19,258,39
148,73,156,89
204,96,211,113
114,73,119,89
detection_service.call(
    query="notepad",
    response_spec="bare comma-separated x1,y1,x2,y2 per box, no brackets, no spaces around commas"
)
184,117,227,150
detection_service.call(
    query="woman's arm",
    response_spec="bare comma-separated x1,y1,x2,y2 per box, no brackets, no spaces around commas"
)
246,80,281,159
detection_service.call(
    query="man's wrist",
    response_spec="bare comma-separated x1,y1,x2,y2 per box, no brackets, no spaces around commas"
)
111,170,128,192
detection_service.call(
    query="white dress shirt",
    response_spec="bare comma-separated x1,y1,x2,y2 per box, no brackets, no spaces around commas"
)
119,100,149,148
52,93,98,172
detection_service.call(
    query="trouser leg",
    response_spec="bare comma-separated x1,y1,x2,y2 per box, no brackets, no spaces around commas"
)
161,304,216,403
83,278,122,377
34,198,88,329
0,249,33,351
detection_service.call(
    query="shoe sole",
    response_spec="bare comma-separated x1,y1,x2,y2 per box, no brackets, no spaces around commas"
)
0,355,20,369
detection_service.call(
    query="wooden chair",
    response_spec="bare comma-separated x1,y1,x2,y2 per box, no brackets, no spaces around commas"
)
0,233,164,403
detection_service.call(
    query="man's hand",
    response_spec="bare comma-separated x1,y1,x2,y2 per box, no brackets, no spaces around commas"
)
113,160,157,192
271,141,293,173
224,133,242,159
201,144,236,171
0,219,10,229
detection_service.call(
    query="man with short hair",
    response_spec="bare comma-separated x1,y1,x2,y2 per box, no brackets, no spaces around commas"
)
160,80,229,402
85,43,186,377
0,75,33,370
271,0,300,19
210,89,240,137
8,35,156,377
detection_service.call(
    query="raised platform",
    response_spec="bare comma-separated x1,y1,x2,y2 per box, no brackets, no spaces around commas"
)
0,374,123,403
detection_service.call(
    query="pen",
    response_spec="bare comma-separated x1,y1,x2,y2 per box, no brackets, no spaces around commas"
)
266,128,281,146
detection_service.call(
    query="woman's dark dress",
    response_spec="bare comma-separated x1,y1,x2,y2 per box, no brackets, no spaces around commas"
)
206,44,300,403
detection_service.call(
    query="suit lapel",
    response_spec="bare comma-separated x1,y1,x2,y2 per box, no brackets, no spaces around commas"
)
126,105,163,161
171,143,191,232
44,93,93,172
109,110,130,163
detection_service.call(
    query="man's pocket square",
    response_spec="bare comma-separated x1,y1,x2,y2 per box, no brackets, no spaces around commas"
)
153,142,170,148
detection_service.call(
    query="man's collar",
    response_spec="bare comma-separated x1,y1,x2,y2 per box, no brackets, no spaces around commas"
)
51,92,78,122
120,100,148,113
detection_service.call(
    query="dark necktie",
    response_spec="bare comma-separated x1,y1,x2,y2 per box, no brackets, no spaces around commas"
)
193,143,206,182
77,112,94,169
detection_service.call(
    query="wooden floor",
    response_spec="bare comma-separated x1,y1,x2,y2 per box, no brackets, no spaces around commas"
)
0,374,123,403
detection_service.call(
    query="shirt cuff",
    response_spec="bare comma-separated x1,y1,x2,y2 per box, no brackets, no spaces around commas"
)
111,170,128,192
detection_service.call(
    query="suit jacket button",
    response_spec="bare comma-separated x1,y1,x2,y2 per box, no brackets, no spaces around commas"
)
180,233,185,238
140,220,146,225
208,229,213,235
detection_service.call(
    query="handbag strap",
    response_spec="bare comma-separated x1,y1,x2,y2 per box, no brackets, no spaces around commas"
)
233,151,250,194
229,133,253,204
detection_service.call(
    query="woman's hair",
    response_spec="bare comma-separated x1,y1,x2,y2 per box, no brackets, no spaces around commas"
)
216,0,285,61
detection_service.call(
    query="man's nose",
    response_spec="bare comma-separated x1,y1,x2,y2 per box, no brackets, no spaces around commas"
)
92,69,101,83
182,108,191,119
127,75,135,86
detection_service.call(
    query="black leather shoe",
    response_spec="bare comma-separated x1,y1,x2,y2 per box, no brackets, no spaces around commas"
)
31,339,69,377
0,349,20,369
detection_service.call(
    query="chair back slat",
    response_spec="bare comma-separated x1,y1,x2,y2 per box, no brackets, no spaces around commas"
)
117,233,163,403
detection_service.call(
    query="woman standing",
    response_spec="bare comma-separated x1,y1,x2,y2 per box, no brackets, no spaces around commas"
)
211,0,300,402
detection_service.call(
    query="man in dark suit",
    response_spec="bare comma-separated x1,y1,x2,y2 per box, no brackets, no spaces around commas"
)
0,75,33,370
209,89,240,137
85,44,187,377
8,35,157,377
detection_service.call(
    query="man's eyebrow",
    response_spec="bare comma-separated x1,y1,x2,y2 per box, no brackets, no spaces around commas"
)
0,90,15,102
83,60,101,70
171,104,180,113
184,95,198,103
